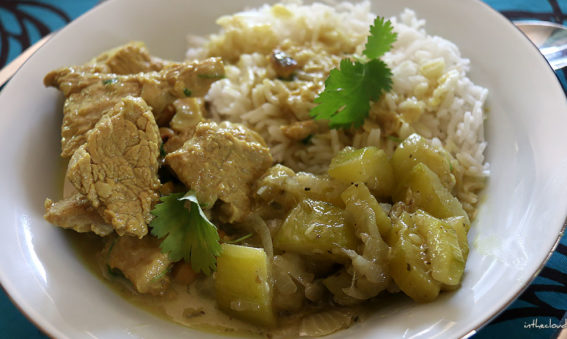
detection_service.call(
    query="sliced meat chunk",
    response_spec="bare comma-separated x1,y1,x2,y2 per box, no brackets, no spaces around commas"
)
49,41,164,76
57,77,143,157
45,57,223,157
66,96,161,238
165,121,273,222
280,119,318,141
87,41,164,74
105,235,172,295
44,193,113,236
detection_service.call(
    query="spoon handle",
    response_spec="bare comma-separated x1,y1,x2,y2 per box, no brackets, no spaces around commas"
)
515,21,567,71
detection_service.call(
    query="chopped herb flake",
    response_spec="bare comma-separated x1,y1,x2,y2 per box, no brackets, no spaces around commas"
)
227,233,253,244
387,135,402,143
102,78,118,85
301,134,314,145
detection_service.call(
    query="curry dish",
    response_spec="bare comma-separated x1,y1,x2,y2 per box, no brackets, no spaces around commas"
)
43,2,488,337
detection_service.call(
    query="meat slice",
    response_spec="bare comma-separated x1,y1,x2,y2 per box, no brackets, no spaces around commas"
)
87,41,164,74
49,41,164,76
280,119,319,141
45,57,223,157
66,96,161,238
165,121,273,223
105,235,172,295
44,193,113,236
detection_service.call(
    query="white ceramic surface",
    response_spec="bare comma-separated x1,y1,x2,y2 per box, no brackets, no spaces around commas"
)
1,0,566,338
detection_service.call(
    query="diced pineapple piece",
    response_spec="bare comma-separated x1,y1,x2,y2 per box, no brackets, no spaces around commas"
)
445,216,470,259
340,183,391,240
420,57,445,80
412,210,465,286
399,97,425,123
389,211,440,302
389,207,468,300
272,254,307,312
392,133,456,196
215,244,276,327
401,163,469,223
328,146,394,199
255,164,347,213
273,199,357,260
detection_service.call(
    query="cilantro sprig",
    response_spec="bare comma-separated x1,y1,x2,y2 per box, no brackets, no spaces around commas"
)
310,16,397,129
150,191,222,276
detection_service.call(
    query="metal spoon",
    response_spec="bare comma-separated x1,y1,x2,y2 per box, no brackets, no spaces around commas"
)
515,20,567,70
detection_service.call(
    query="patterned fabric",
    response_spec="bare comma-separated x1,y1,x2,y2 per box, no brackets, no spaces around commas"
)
0,0,566,338
479,3,567,338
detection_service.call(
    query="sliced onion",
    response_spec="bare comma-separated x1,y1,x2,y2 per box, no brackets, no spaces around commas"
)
274,270,298,295
248,214,273,259
304,281,325,302
272,253,314,286
299,310,354,337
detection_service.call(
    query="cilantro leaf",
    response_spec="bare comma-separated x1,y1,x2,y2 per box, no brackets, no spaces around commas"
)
364,16,397,59
310,58,392,129
150,191,222,276
310,16,396,129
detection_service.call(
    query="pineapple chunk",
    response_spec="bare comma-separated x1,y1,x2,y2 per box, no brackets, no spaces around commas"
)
328,146,394,198
389,207,468,302
215,244,276,327
274,199,357,260
401,163,469,223
389,211,440,302
412,210,465,286
340,183,391,240
392,133,456,196
420,57,445,80
445,216,470,259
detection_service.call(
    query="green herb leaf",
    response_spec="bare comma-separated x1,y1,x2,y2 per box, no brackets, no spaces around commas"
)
309,16,396,129
310,58,392,129
102,78,118,85
227,233,253,244
301,134,314,145
364,17,397,59
183,88,192,97
150,191,222,275
387,135,402,143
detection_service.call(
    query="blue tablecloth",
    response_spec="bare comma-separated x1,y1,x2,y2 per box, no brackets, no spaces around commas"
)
1,0,566,338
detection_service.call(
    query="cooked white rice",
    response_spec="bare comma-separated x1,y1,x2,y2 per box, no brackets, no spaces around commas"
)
186,1,489,215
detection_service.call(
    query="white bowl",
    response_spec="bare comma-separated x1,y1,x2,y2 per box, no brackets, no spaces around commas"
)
1,0,566,338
